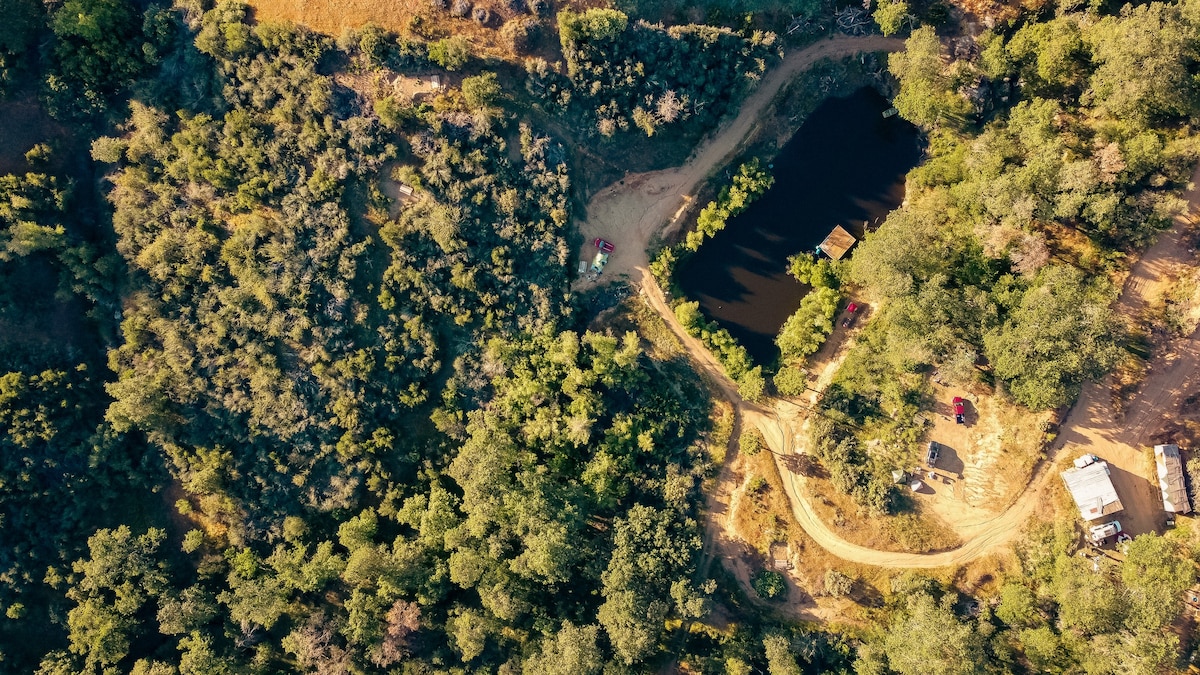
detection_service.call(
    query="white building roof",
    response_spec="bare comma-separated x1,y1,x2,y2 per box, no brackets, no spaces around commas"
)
1155,444,1191,514
1060,460,1123,521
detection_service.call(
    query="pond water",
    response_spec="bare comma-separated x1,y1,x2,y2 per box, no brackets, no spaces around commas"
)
674,87,922,364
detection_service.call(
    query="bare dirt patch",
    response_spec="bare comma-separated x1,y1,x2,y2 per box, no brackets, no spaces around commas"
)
921,380,1051,515
716,422,890,624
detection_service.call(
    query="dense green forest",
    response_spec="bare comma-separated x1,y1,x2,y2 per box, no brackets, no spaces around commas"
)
3,0,1200,671
0,0,749,671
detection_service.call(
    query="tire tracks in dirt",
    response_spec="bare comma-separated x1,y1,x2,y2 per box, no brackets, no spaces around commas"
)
578,32,1200,582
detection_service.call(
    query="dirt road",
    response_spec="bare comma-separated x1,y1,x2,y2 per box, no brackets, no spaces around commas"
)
766,168,1200,567
573,34,905,287
1053,211,1200,538
658,166,1200,571
579,32,1200,572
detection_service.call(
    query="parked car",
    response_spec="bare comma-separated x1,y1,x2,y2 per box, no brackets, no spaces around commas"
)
953,397,966,424
1073,454,1100,469
1089,520,1121,543
925,441,940,468
842,302,859,328
590,251,609,274
594,238,615,254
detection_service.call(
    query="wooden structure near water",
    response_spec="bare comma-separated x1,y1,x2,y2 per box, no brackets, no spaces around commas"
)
1155,444,1191,514
817,225,857,260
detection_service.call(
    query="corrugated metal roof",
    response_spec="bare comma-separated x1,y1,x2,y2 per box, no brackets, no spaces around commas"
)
1060,460,1123,521
1155,444,1191,514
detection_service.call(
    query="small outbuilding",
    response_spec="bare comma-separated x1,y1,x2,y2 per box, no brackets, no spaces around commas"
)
816,225,857,261
1060,459,1123,521
1155,444,1191,514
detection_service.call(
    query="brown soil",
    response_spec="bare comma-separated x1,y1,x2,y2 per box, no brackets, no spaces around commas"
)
575,38,1200,585
571,34,906,291
246,0,597,59
1053,204,1200,539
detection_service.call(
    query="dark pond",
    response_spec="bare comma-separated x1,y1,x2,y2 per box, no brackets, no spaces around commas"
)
674,86,922,364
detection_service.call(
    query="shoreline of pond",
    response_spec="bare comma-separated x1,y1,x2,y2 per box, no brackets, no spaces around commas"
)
672,86,923,366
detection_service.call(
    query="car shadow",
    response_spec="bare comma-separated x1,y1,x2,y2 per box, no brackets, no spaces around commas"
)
932,443,966,478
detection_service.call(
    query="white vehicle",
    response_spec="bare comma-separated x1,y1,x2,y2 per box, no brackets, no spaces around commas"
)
1074,454,1100,469
1089,520,1122,542
925,441,940,468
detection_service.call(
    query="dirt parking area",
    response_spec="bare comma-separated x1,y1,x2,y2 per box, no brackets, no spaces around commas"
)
914,382,1053,529
1054,212,1200,538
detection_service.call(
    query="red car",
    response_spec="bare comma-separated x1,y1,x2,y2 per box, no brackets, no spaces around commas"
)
953,397,966,424
841,302,859,328
594,238,615,254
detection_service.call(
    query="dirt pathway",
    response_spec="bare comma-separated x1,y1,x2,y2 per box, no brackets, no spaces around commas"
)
759,167,1200,568
703,165,1200,570
573,34,905,287
579,32,1200,576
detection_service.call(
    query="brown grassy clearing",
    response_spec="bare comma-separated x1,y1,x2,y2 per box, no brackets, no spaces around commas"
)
803,474,964,554
245,0,597,60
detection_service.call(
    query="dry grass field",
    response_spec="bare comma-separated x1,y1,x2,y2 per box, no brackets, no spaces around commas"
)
244,0,597,57
250,0,462,41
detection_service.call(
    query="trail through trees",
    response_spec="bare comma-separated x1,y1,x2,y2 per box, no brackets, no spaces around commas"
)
576,35,1200,580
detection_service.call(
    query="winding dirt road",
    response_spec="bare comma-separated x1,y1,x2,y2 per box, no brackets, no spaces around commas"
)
573,34,905,287
577,33,1200,570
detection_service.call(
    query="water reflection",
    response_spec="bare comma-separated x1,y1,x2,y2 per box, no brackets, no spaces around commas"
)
675,87,922,364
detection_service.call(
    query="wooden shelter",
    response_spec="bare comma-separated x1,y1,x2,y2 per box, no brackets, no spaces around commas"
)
817,225,857,260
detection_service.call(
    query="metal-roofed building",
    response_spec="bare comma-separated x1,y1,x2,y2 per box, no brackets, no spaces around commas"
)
1155,444,1191,514
1060,459,1123,521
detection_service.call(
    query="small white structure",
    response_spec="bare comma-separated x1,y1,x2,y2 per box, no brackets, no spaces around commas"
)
430,74,443,90
1155,444,1192,514
1061,459,1123,521
1088,520,1121,542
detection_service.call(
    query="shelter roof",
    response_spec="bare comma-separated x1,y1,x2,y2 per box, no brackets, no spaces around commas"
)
1155,444,1191,514
1060,461,1123,521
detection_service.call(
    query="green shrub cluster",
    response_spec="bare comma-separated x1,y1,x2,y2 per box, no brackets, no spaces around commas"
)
534,8,779,137
806,416,896,515
675,300,765,401
776,254,842,363
856,527,1197,674
651,158,774,288
752,570,787,600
